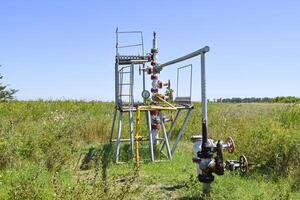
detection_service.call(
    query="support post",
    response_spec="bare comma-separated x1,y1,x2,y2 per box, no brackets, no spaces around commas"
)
160,113,172,159
129,111,135,159
160,110,181,152
171,109,192,155
115,63,119,108
109,109,117,142
115,111,122,163
147,111,155,162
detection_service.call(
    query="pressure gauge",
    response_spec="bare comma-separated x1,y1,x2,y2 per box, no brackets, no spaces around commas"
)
141,90,150,99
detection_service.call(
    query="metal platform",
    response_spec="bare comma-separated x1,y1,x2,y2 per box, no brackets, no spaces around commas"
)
117,55,149,65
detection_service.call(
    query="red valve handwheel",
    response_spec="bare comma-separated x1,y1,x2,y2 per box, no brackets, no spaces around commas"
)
226,137,235,153
239,154,248,174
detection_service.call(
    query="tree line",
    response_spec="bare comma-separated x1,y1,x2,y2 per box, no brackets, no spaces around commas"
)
212,96,300,103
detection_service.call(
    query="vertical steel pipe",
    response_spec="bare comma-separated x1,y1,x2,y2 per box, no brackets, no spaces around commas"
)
171,109,192,155
129,111,135,159
109,109,117,142
160,113,172,159
201,53,208,151
160,110,181,152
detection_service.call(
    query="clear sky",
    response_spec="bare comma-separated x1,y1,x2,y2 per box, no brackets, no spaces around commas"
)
0,0,299,101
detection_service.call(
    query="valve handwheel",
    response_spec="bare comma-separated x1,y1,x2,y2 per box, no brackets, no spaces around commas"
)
239,155,248,174
226,137,235,153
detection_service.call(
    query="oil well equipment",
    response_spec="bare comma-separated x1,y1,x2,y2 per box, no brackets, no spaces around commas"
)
110,28,250,194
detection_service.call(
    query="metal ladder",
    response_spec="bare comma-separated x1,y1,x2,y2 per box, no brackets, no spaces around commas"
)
112,29,146,163
117,64,134,109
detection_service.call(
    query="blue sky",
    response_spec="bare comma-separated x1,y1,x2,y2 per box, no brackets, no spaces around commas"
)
0,0,299,101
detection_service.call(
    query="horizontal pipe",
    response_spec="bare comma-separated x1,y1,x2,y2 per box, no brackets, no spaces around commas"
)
159,46,209,68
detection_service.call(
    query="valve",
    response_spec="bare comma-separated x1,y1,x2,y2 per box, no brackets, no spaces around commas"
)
239,155,248,174
191,135,250,195
225,154,249,174
151,75,158,80
157,80,170,89
146,66,153,74
226,137,235,153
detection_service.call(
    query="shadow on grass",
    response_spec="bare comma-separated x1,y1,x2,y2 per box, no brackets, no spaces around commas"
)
162,183,188,191
178,197,207,200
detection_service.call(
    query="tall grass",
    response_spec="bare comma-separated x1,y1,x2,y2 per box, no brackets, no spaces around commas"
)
0,101,299,199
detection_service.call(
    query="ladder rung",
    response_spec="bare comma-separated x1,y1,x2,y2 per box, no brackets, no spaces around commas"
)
119,83,132,85
118,94,131,96
120,72,131,74
118,44,143,48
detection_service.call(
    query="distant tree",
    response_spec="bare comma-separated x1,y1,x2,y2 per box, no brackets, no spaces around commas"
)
0,67,18,101
272,96,300,103
215,96,300,103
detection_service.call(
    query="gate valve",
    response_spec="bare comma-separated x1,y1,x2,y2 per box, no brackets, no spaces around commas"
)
151,61,157,66
146,66,153,74
225,154,249,174
151,75,158,80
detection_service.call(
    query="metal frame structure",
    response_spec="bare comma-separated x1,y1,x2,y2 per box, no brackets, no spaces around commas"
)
110,29,250,195
110,29,204,163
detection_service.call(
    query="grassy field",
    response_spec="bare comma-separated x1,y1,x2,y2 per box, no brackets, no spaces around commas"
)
0,101,299,199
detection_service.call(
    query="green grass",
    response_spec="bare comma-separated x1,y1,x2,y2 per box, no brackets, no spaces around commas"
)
0,101,299,199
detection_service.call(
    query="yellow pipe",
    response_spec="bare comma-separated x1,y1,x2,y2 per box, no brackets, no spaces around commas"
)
134,106,141,175
133,104,177,176
155,94,175,108
138,105,177,111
